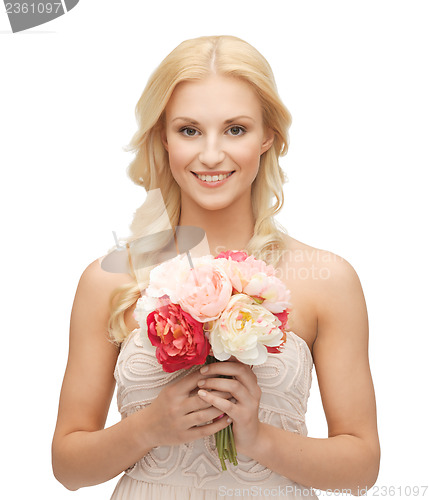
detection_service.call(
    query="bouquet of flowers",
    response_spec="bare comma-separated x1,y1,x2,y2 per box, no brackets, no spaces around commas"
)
133,250,291,470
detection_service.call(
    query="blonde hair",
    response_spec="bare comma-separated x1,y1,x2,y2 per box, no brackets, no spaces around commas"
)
108,35,293,343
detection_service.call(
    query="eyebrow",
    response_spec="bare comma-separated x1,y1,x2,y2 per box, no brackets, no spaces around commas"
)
171,115,255,125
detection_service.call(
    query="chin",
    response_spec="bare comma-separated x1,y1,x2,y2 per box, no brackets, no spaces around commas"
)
200,203,231,212
205,196,242,211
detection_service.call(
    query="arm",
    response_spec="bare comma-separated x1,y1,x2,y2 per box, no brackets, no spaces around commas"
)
51,259,150,490
52,259,230,491
198,256,380,495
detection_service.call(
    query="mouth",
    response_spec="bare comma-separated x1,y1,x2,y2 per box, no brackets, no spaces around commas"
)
191,171,235,183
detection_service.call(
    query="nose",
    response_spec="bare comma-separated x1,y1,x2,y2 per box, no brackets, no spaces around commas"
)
198,136,226,168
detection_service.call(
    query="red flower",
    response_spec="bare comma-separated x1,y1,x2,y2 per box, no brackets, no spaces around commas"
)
266,309,289,353
215,250,248,262
147,302,209,373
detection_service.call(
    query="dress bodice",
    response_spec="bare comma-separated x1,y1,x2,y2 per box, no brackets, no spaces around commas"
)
111,326,317,499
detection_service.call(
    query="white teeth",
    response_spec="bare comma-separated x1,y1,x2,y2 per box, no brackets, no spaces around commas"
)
195,172,233,182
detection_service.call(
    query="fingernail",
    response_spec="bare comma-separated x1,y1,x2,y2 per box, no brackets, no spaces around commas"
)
200,366,208,374
198,379,205,387
227,417,232,424
198,390,207,397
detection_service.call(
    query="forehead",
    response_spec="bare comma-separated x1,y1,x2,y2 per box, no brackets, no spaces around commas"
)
165,74,263,121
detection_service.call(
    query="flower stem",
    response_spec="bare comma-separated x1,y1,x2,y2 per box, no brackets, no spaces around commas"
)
205,355,238,470
228,423,238,465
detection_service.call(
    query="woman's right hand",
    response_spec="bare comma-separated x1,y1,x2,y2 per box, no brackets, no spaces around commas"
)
142,368,232,448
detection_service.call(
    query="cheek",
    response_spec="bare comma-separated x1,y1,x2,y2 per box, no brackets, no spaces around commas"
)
167,139,195,174
230,140,261,170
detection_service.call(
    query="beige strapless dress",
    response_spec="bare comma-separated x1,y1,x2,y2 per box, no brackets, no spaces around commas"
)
110,326,318,499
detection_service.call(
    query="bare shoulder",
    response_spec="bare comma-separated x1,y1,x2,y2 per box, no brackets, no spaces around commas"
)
277,234,365,351
280,233,361,288
72,257,138,336
79,257,135,289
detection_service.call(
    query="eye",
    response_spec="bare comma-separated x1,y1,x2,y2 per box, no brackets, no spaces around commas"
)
227,126,246,136
180,127,199,137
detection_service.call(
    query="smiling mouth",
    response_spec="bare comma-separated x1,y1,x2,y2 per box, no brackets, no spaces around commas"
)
191,171,235,182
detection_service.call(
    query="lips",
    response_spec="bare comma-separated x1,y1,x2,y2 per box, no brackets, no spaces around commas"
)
192,171,235,182
191,170,235,187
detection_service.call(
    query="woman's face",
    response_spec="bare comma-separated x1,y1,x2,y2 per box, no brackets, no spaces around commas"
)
162,74,274,213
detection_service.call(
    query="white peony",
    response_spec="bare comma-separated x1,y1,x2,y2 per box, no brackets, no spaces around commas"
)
208,293,284,365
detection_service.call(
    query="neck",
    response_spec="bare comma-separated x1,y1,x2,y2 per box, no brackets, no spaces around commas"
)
178,195,255,256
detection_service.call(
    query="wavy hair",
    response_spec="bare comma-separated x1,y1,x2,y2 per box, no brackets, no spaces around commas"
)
108,35,293,343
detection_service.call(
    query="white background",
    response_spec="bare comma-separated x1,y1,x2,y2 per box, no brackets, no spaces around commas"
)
1,1,428,498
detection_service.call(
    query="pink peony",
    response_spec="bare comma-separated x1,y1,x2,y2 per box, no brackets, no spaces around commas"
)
266,309,289,353
238,255,277,279
215,250,248,262
146,302,209,373
243,273,291,313
274,309,290,331
145,254,194,304
216,255,290,313
177,260,232,322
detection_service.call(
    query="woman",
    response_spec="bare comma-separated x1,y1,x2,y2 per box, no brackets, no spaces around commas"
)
52,35,380,499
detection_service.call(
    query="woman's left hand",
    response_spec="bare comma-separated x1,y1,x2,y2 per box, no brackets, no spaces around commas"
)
197,359,262,457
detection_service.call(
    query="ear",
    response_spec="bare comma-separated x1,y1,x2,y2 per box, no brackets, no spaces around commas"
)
260,128,275,155
161,127,169,152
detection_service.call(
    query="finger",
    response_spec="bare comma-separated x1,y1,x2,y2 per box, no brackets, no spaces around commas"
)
184,387,232,413
187,413,231,440
183,405,228,429
189,388,232,400
171,368,213,395
200,361,257,387
197,389,237,419
197,377,249,403
209,390,233,400
183,389,233,415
